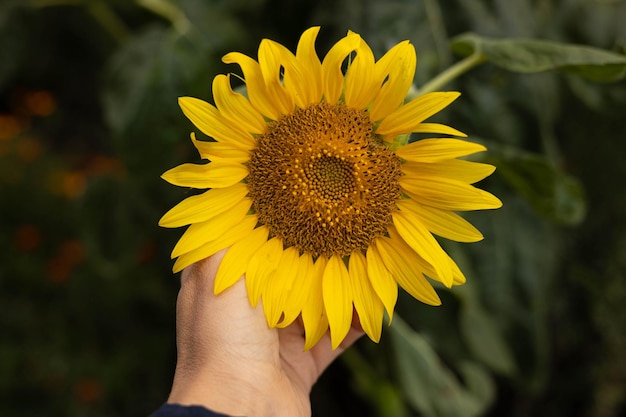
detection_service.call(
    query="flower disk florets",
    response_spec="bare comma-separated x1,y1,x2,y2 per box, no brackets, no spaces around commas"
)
247,103,402,258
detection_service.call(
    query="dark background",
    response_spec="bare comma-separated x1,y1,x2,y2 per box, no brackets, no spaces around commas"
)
1,0,625,416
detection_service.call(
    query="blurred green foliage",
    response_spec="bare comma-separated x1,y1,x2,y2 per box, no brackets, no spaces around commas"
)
1,0,625,416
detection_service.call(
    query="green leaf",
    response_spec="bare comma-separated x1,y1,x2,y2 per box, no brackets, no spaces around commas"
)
390,316,495,417
102,26,172,134
451,32,626,82
457,361,496,407
390,322,437,416
486,149,587,226
342,349,409,417
459,304,517,376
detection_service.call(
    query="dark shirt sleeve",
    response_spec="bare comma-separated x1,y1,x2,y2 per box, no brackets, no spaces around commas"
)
150,403,232,417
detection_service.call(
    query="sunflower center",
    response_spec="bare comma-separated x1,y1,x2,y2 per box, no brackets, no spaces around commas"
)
308,156,356,202
247,102,402,258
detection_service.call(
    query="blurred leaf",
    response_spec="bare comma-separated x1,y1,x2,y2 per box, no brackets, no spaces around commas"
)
451,33,626,82
390,316,495,417
485,147,586,226
342,348,408,417
465,191,560,392
102,26,171,134
457,361,496,408
390,320,437,416
445,263,517,378
459,304,517,376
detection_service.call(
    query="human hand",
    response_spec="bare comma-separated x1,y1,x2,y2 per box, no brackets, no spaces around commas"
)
166,249,364,417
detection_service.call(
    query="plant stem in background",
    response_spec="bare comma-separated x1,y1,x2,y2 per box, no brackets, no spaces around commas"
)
86,1,132,44
415,52,486,96
137,0,191,35
423,0,452,69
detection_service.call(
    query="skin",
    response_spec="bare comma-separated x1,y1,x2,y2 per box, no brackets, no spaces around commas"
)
167,249,364,417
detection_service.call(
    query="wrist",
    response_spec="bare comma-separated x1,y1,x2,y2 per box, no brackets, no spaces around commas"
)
167,365,310,417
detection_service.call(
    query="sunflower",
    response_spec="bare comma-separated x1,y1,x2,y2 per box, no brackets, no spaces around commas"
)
159,27,502,350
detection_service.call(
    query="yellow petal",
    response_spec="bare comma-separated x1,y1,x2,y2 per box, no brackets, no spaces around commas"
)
450,256,467,285
366,242,398,323
161,161,248,189
178,97,255,148
212,74,267,134
392,210,454,287
386,225,460,288
397,199,483,243
349,252,384,343
376,92,461,137
387,224,462,288
279,253,313,328
402,159,496,184
191,133,251,163
376,237,442,305
222,52,281,120
258,39,295,115
263,247,300,328
344,38,379,109
321,31,361,104
395,138,486,162
158,183,248,228
369,41,417,122
245,237,283,307
411,123,467,137
400,176,503,211
302,256,329,351
261,38,314,110
172,214,257,273
214,225,269,294
323,255,353,350
295,26,323,106
171,197,252,258
305,314,329,352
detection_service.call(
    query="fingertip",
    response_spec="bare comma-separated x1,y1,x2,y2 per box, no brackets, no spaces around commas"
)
310,325,364,376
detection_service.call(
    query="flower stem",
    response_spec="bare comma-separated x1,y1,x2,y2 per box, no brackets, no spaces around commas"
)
85,1,132,44
137,0,191,35
416,52,486,95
